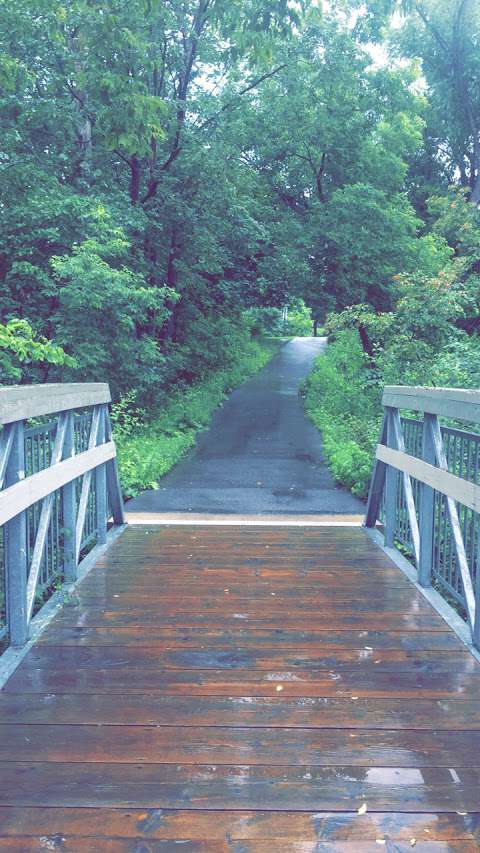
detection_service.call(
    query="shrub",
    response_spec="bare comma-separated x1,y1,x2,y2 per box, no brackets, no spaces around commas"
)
303,331,382,499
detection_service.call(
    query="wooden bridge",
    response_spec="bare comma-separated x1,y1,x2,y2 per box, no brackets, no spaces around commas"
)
1,384,480,850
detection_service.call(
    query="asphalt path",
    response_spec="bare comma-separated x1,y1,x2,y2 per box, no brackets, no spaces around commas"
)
127,337,365,515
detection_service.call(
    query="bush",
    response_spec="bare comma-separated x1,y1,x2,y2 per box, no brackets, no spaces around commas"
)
304,323,480,499
302,331,382,498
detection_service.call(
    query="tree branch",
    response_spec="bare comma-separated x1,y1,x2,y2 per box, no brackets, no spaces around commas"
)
196,63,289,133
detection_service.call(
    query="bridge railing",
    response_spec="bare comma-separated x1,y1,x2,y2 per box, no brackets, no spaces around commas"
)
0,383,125,648
365,386,480,649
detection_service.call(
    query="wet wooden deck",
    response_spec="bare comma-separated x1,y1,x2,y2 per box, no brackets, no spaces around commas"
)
1,524,480,851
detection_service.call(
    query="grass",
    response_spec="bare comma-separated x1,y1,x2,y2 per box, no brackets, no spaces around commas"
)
115,336,284,499
302,331,381,499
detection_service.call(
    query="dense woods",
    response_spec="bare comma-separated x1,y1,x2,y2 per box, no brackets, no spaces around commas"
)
1,0,480,491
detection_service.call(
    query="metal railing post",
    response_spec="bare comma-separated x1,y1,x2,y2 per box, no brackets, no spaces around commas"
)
105,408,125,525
95,405,108,545
474,537,480,650
384,408,397,548
62,413,77,583
5,422,29,647
418,413,436,588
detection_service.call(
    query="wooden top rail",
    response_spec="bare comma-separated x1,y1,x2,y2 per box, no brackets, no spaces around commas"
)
375,444,480,514
383,385,480,424
0,383,111,426
0,441,116,527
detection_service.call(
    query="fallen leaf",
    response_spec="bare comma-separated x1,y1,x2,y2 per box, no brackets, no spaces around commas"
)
357,803,367,815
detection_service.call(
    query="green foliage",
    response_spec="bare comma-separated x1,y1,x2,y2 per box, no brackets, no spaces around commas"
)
307,218,480,498
246,301,312,337
115,336,281,497
0,318,75,382
2,0,480,512
303,332,381,498
49,213,174,399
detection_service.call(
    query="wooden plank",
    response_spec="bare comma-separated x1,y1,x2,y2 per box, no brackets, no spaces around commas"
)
45,607,451,630
18,645,475,672
0,383,111,425
1,694,480,729
2,525,480,844
0,839,224,852
1,761,480,811
375,444,480,512
0,441,116,526
0,808,479,843
58,596,441,614
382,385,480,424
0,724,479,767
6,665,480,697
36,626,461,649
0,837,478,853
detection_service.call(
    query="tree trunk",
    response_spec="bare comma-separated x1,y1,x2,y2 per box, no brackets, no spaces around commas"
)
130,155,141,205
470,133,480,204
358,324,376,368
75,114,92,181
313,319,318,337
159,228,179,342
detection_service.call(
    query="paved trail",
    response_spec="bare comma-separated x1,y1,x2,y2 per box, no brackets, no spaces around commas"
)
128,337,364,515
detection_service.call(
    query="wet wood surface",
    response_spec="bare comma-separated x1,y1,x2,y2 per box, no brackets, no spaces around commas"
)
1,524,480,851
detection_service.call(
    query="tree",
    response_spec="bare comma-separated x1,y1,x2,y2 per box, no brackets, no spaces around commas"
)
362,0,480,203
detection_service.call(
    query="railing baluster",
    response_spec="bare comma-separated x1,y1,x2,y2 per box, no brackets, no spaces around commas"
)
95,404,108,546
5,422,28,647
365,413,388,529
427,415,476,630
62,413,77,583
26,414,68,622
384,408,397,548
474,553,480,649
418,413,436,588
75,406,102,562
105,408,126,525
390,408,420,564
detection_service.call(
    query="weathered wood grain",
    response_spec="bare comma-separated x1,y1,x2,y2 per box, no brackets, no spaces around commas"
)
2,524,480,846
1,724,479,767
1,761,480,811
0,383,110,425
1,807,480,842
2,694,480,729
